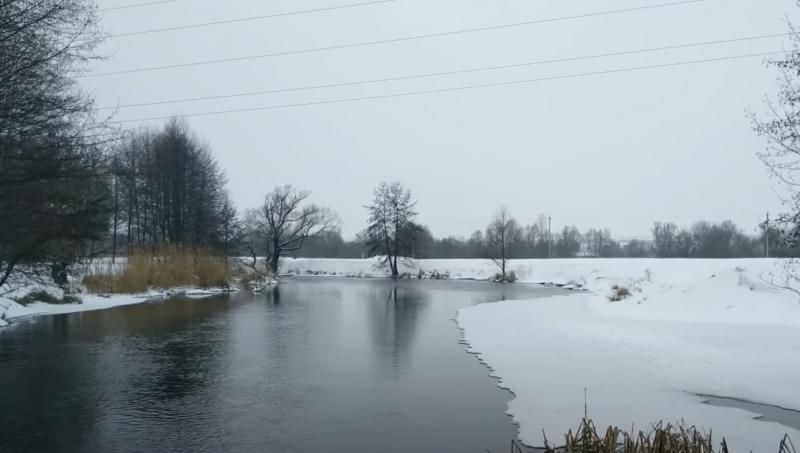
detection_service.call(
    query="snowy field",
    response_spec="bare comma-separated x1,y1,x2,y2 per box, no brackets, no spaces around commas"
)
283,257,800,451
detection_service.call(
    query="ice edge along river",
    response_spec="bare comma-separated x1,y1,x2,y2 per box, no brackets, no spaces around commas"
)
3,257,800,451
281,257,800,451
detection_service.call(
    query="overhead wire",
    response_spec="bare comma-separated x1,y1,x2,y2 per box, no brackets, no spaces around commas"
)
82,0,704,78
108,0,398,38
109,50,783,124
96,32,789,111
100,0,179,12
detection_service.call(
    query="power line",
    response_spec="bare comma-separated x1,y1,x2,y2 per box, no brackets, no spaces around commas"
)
100,0,179,12
82,0,703,79
108,0,398,38
109,50,781,124
96,32,789,111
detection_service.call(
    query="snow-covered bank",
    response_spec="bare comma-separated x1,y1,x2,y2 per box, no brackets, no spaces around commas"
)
453,259,800,452
0,287,233,326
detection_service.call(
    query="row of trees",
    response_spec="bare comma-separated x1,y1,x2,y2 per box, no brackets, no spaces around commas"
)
284,210,783,262
109,120,236,257
650,221,788,258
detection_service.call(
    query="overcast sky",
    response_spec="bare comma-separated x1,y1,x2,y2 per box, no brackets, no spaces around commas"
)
87,0,797,239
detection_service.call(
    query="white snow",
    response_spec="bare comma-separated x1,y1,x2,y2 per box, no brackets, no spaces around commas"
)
283,257,800,450
454,258,800,452
0,288,230,324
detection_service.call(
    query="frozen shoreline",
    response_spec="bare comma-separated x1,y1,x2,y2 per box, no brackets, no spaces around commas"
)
3,257,799,450
0,287,234,326
285,257,800,450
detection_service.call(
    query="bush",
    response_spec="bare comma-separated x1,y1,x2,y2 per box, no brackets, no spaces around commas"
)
608,284,632,302
16,290,82,306
83,247,231,294
239,270,273,287
492,271,517,283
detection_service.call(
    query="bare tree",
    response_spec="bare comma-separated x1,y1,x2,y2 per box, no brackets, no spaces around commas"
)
485,207,521,282
652,222,678,258
246,185,336,274
365,182,418,279
0,0,114,288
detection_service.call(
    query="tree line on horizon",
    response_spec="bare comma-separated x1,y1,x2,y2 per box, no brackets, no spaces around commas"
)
4,0,800,289
292,213,791,260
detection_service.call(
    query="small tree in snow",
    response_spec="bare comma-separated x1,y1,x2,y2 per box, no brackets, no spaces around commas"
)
485,207,521,282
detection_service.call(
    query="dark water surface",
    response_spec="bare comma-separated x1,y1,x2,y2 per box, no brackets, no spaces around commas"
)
0,278,562,453
701,395,800,431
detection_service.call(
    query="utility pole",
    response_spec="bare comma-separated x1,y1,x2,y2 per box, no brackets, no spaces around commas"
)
765,212,770,258
548,216,552,259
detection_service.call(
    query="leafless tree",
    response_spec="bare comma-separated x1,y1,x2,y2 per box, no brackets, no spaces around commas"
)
485,207,521,282
652,222,678,258
751,18,800,298
108,119,236,255
246,185,336,274
0,0,114,288
365,182,418,279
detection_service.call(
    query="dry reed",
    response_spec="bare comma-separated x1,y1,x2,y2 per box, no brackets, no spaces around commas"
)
83,246,230,293
530,418,731,453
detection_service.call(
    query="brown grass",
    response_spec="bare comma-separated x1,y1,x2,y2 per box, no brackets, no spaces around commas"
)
608,285,632,302
534,418,730,453
83,246,231,294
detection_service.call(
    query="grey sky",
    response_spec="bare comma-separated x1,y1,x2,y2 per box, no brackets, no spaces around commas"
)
88,0,796,239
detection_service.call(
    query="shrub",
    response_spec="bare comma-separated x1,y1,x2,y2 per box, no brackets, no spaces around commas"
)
16,290,60,305
62,294,83,305
608,285,632,302
492,271,517,283
16,290,82,306
239,270,273,288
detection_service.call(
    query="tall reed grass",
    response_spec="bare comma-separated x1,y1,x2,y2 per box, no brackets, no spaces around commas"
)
83,246,231,294
526,418,733,453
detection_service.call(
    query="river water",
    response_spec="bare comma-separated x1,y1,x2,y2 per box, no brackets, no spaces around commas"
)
0,277,563,453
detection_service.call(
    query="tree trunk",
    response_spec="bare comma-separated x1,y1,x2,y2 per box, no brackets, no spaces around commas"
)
270,238,281,275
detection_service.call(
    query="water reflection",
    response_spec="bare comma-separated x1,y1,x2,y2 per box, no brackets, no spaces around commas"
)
0,278,562,453
367,283,427,378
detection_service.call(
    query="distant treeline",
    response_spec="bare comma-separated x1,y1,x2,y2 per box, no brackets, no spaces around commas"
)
293,219,794,259
3,0,798,290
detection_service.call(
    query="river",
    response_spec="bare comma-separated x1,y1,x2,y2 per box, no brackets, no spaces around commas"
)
0,277,563,453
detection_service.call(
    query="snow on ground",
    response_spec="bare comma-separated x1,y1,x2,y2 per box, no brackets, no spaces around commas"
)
0,288,232,325
283,257,800,451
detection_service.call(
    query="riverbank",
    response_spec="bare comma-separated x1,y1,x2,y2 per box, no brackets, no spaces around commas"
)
282,258,800,451
451,258,800,452
0,287,235,327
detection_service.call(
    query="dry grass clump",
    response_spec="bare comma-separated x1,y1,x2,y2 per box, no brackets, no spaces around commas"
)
16,290,82,306
83,246,230,293
238,270,273,287
608,284,632,302
534,418,731,453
